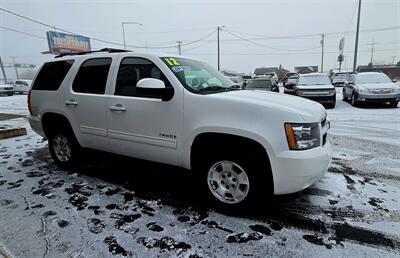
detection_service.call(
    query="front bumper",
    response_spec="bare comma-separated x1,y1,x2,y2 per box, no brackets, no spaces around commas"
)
356,92,400,102
297,94,336,104
284,88,295,94
0,89,14,95
271,140,332,195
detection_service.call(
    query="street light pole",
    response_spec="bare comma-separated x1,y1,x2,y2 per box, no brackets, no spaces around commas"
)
353,0,362,72
121,21,143,50
320,34,325,73
177,41,182,55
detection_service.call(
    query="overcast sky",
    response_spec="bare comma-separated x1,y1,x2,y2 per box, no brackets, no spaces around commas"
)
0,0,399,79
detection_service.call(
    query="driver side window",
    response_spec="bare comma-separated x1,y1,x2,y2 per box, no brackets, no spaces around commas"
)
115,57,171,97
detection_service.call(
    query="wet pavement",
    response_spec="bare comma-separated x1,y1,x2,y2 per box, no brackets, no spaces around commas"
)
0,93,400,257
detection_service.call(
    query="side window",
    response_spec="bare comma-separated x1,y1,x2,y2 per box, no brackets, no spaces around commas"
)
115,57,171,97
32,60,74,91
73,58,112,94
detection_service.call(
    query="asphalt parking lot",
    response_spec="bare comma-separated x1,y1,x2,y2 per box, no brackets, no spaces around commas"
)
0,90,399,257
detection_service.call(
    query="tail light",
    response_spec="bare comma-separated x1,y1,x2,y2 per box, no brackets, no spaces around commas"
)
27,90,32,115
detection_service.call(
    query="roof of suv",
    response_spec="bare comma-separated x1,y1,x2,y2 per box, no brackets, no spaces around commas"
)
299,73,328,77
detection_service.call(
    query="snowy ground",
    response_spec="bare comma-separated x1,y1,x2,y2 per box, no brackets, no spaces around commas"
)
0,90,400,258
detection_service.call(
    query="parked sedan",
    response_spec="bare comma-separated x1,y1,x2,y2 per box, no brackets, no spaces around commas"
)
283,75,299,94
283,72,298,86
331,72,347,87
246,78,279,92
0,84,14,96
294,73,336,108
343,72,400,107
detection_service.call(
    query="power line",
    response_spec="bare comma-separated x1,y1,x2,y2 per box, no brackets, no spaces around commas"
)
184,48,400,56
223,29,321,51
0,7,214,49
0,26,47,40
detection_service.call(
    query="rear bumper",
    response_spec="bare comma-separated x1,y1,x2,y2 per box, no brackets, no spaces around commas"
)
28,115,46,138
333,82,346,87
271,141,332,195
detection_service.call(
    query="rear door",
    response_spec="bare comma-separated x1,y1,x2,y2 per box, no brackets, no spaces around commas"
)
63,57,114,151
106,56,183,166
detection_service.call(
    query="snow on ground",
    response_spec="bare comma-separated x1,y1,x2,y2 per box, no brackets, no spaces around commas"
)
0,92,400,257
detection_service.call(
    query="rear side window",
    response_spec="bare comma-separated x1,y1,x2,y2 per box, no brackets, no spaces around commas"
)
32,60,74,91
73,58,112,94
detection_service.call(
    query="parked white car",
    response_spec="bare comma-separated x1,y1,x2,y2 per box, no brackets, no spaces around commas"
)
0,84,14,96
14,79,32,94
343,72,400,107
28,49,332,209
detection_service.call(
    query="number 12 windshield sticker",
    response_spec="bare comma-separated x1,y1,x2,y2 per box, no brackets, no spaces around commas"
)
164,57,191,73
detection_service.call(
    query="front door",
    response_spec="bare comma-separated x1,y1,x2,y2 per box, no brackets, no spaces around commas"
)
107,56,183,166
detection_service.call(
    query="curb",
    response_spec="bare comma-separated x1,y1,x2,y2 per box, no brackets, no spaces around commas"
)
0,128,27,139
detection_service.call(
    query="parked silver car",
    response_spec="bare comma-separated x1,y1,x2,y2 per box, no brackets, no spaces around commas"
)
343,72,400,107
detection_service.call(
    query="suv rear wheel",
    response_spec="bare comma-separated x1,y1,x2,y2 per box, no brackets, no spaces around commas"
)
48,129,81,168
200,146,271,210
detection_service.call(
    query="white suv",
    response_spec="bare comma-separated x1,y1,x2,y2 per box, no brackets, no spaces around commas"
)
28,48,332,208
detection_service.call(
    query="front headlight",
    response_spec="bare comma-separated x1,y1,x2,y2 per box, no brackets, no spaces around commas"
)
357,87,368,93
285,123,320,150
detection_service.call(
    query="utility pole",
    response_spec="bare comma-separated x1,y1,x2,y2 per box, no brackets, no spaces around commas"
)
353,0,362,72
391,56,396,64
217,26,221,71
320,34,325,73
0,56,7,83
368,39,375,65
10,56,19,79
177,41,182,55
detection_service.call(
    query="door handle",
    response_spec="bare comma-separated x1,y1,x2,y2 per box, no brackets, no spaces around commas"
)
65,100,78,106
109,104,126,112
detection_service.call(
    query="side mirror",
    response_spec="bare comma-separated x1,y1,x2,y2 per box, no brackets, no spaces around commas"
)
136,78,174,101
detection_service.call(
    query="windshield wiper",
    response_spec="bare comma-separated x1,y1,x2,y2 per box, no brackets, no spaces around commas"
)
198,85,227,92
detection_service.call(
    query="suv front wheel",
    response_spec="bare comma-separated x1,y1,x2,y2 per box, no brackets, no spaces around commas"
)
200,146,271,210
48,129,81,168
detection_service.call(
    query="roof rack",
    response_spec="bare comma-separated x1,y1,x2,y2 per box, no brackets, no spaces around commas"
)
55,48,130,58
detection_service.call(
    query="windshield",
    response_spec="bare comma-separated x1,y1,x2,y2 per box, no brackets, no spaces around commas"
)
355,73,392,84
298,75,331,85
246,79,272,89
162,57,236,93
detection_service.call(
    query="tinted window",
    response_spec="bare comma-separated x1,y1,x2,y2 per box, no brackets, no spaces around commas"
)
73,58,111,94
115,57,171,97
32,60,74,91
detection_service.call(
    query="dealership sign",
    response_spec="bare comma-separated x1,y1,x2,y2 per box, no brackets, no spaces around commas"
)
46,31,91,54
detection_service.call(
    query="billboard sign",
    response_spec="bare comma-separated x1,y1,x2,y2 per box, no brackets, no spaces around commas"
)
46,31,91,54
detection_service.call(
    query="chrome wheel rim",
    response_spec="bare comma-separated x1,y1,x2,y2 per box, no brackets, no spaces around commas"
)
53,134,71,162
207,161,250,204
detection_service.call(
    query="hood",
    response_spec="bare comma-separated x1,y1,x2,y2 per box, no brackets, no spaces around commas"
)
211,90,326,122
295,84,334,90
357,82,397,90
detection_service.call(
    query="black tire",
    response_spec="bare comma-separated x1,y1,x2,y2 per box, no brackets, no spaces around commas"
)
197,145,272,211
326,101,336,109
48,127,81,169
389,101,399,108
342,89,347,101
7,93,13,96
351,93,358,107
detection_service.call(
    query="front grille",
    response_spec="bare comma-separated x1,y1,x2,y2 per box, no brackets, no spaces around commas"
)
372,89,392,94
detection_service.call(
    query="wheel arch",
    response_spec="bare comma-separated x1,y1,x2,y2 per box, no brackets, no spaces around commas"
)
189,132,274,191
